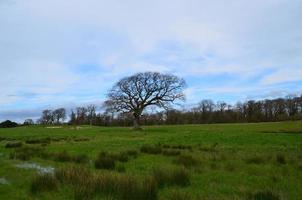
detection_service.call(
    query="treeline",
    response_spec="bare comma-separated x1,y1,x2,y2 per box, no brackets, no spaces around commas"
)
35,95,302,126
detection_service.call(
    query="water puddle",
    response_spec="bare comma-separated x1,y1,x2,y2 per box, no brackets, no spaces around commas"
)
0,177,9,185
15,163,54,174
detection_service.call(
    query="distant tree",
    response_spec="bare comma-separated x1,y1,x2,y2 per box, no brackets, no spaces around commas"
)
39,110,53,125
23,119,34,125
87,104,97,125
76,107,87,125
69,110,76,125
104,72,186,129
53,108,66,124
0,120,18,128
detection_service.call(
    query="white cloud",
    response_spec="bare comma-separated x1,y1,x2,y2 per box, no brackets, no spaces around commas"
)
0,0,302,121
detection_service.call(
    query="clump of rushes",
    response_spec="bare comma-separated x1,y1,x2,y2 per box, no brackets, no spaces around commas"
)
5,141,23,148
95,152,116,170
247,191,280,200
94,150,138,170
115,163,126,172
73,137,90,142
162,149,181,156
152,166,190,187
53,150,72,162
168,189,194,200
55,166,158,200
73,154,89,164
245,155,266,165
114,152,129,162
30,173,58,194
174,154,198,168
125,149,138,158
276,153,286,165
140,145,162,154
9,145,44,161
25,138,50,145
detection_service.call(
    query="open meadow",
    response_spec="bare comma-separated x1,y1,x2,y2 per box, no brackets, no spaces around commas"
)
0,121,302,200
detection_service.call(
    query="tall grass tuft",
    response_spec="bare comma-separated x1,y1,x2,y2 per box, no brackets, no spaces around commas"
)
162,149,181,156
73,154,89,164
9,146,44,161
30,173,58,194
125,149,138,158
174,154,198,168
25,138,51,145
247,191,280,200
53,150,72,162
152,166,190,187
95,152,116,170
56,166,158,200
5,141,23,148
140,145,162,154
276,153,286,165
245,155,266,165
168,189,194,200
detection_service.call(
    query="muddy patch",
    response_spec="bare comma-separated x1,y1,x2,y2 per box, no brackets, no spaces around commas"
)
16,163,54,174
0,177,9,185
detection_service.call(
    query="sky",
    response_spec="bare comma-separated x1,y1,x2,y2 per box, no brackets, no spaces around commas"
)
0,0,302,122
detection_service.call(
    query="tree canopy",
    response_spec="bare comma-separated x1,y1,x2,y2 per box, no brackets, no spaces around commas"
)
104,72,186,129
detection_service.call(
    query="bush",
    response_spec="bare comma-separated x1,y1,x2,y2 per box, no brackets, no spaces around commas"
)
5,141,23,148
140,145,162,154
30,173,58,194
247,191,280,200
174,155,198,168
95,152,116,170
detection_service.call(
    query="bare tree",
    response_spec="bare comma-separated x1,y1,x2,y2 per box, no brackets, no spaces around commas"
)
23,119,34,125
87,104,97,125
53,108,66,124
104,72,186,129
40,110,53,125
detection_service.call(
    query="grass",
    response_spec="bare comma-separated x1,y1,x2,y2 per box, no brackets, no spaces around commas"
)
30,173,58,194
55,165,158,200
0,121,302,199
140,145,162,154
5,141,23,148
174,154,199,168
152,166,190,187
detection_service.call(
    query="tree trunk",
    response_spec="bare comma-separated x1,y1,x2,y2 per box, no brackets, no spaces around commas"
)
133,115,141,130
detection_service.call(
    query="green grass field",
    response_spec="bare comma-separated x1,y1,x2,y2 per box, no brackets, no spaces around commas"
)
0,121,302,200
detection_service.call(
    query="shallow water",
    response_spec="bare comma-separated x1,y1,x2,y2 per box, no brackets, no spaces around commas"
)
15,163,54,174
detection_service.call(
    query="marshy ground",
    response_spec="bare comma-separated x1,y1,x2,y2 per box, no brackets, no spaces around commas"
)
0,121,302,199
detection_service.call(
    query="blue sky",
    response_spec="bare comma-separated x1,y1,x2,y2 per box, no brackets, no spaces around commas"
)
0,0,302,122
